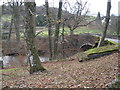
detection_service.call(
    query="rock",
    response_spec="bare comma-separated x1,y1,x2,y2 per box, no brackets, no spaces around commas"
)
107,79,120,88
80,43,93,51
79,59,83,62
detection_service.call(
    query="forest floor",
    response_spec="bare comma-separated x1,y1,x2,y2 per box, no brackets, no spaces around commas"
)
2,52,119,88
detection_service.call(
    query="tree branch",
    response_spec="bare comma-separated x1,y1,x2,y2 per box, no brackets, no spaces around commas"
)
78,19,96,27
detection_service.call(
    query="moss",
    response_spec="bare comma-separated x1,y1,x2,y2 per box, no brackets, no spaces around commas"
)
30,66,46,74
78,44,119,62
94,36,100,42
103,40,114,45
93,36,118,46
116,75,120,80
108,40,120,46
0,68,19,72
85,45,118,55
109,80,120,88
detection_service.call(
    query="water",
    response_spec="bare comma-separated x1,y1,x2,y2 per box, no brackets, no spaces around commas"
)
1,55,49,68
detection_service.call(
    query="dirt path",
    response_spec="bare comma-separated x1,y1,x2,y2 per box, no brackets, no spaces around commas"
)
2,52,118,88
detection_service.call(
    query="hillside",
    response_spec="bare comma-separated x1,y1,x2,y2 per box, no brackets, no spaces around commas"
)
2,5,70,16
2,52,118,88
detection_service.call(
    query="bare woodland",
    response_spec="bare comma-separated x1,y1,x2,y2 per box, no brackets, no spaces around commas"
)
1,0,120,89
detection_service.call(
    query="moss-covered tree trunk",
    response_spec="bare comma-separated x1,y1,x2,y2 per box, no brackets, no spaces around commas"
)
24,1,45,74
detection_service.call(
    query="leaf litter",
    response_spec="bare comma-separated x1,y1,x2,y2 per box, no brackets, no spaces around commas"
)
2,53,118,88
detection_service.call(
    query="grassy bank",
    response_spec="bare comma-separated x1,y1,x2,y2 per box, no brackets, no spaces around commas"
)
36,26,118,37
36,27,102,37
85,45,119,55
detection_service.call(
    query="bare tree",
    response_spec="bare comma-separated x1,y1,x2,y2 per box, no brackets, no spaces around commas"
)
63,0,94,35
24,1,45,74
97,0,111,47
45,0,53,60
7,0,22,41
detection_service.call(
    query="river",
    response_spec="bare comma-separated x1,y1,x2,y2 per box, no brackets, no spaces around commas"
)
0,55,49,68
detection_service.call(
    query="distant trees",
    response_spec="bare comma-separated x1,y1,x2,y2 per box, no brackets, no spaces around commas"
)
2,0,22,41
109,14,119,34
96,12,102,28
24,1,45,74
12,1,21,41
2,21,10,29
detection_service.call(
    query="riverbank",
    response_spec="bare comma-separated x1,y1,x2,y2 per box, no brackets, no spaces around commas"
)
2,52,118,88
2,34,96,58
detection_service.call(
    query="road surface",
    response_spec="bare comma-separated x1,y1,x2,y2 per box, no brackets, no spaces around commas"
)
105,38,120,44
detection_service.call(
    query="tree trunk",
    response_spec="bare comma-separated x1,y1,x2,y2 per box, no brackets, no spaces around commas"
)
70,29,74,35
8,15,14,40
13,2,20,41
118,16,120,71
45,1,53,60
118,16,120,37
24,1,45,74
97,0,111,47
53,1,62,59
62,22,65,58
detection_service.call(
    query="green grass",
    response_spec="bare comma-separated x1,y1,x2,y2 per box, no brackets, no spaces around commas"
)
9,26,118,38
85,45,119,55
36,26,118,36
1,15,12,22
38,31,48,37
107,40,120,46
73,44,119,61
15,26,102,38
59,27,103,35
0,68,19,72
36,27,102,37
73,27,102,34
116,75,120,79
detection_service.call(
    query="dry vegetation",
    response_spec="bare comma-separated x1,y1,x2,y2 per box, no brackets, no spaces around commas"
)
2,52,118,88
